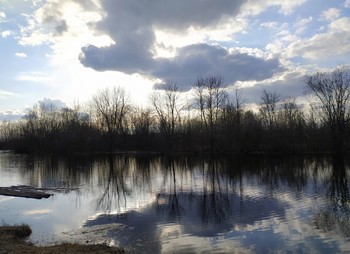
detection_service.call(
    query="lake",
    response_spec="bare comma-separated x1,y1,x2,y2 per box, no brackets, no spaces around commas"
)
0,151,350,253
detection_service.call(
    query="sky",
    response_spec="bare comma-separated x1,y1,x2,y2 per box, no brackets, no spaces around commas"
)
0,0,350,120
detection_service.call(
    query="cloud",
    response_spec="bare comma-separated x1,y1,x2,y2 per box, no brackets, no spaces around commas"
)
0,90,23,121
54,19,68,35
320,8,341,21
81,43,283,90
37,98,67,111
15,52,27,58
0,110,25,121
241,0,307,16
346,0,350,8
39,2,68,36
79,0,284,90
295,16,313,34
19,1,69,45
0,89,16,99
240,69,307,104
152,44,283,90
286,17,350,61
1,31,12,38
328,17,350,32
19,0,103,46
96,0,244,33
16,72,52,83
261,22,279,29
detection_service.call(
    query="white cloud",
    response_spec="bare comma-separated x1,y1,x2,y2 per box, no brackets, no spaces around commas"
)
15,52,28,58
18,0,114,70
19,0,110,48
295,16,313,34
1,31,12,38
261,22,279,29
0,110,25,121
277,0,308,15
320,8,341,21
0,89,16,99
295,16,313,28
266,41,284,56
241,0,307,16
154,17,246,52
0,11,5,19
345,0,350,8
286,17,350,60
277,30,299,42
16,72,53,83
328,17,350,32
38,98,67,111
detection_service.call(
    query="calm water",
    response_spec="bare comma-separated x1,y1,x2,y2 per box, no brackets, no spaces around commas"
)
0,151,350,253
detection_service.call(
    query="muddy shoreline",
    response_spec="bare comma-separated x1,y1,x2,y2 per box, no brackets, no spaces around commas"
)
0,224,124,253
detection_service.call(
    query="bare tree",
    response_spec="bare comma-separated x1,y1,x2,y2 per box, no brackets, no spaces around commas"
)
130,107,153,149
195,76,228,152
231,88,244,151
233,88,243,111
280,98,304,128
305,66,350,152
91,86,130,151
150,82,182,152
260,90,281,129
131,107,152,136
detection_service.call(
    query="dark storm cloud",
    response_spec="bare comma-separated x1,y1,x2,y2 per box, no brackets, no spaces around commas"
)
80,43,154,73
79,0,283,90
98,0,245,31
153,44,283,90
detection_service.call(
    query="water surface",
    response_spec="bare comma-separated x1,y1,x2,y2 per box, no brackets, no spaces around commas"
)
0,151,350,253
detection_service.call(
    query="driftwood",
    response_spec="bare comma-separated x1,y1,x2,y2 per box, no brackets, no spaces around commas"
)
0,185,78,199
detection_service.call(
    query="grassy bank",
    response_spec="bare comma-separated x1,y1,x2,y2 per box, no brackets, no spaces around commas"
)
0,224,124,254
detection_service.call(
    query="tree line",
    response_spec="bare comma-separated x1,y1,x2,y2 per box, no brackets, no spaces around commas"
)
0,66,349,155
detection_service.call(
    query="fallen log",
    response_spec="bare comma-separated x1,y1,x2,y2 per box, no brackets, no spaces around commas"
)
0,185,53,199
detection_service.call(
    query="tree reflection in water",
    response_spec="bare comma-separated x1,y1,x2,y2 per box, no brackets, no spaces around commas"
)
314,155,350,236
156,157,182,221
84,155,291,253
155,156,234,225
96,155,130,213
200,157,231,225
65,154,350,253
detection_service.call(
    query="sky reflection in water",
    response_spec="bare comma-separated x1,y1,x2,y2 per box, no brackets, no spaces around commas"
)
0,152,349,253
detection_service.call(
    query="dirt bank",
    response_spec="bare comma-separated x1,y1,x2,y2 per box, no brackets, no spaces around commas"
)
0,224,124,254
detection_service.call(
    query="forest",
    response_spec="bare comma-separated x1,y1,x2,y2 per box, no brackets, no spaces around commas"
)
0,66,349,155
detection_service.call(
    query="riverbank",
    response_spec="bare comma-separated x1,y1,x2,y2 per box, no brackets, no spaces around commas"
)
0,224,124,254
